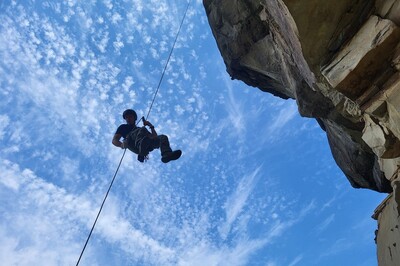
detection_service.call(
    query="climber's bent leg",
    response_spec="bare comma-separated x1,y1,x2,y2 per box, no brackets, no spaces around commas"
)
157,134,172,155
156,134,181,163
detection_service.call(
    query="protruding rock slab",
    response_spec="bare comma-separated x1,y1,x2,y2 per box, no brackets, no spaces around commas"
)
203,0,392,192
376,0,400,25
322,16,400,101
203,0,336,118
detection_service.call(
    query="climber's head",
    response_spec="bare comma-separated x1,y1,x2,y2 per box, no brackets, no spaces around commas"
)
123,109,137,125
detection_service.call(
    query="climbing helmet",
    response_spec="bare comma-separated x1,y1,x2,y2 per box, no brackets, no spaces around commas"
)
122,109,137,120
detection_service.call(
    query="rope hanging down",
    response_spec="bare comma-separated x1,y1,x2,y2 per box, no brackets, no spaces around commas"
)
75,2,191,265
75,149,126,266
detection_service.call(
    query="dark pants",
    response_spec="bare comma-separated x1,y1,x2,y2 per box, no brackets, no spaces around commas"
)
127,129,172,156
152,134,172,156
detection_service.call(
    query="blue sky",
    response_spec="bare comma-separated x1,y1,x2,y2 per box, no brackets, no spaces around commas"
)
0,1,387,265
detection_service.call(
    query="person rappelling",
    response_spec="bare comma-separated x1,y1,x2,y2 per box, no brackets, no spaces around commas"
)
112,109,182,163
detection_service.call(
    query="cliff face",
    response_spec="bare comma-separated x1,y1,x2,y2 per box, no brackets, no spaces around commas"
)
203,0,400,264
203,0,400,193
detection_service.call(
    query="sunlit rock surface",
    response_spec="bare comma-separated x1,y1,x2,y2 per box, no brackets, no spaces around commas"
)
203,0,400,264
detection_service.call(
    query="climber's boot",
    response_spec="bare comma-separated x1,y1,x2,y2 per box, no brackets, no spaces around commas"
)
161,150,182,163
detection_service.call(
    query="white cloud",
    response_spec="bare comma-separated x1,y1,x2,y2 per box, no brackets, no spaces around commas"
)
0,227,79,266
175,104,185,115
319,238,355,258
0,160,22,191
111,12,122,24
219,166,261,239
316,214,335,234
59,157,81,182
94,30,109,53
267,100,298,136
225,81,246,138
103,0,113,10
0,115,10,140
265,200,316,240
113,33,124,54
177,238,267,266
320,195,337,212
288,254,304,266
0,160,86,265
0,159,176,265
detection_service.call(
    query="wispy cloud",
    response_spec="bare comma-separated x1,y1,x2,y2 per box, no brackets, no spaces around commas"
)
225,84,246,137
0,159,175,265
177,237,267,266
319,238,355,258
265,200,316,241
265,100,298,141
315,214,335,234
219,166,262,239
0,115,9,140
218,61,248,139
0,160,91,265
0,160,23,191
288,254,304,266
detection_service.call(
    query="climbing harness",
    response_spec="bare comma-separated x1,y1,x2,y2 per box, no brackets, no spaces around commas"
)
75,1,191,265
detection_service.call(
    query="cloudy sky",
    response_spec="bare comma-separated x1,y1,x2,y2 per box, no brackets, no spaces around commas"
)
0,1,387,265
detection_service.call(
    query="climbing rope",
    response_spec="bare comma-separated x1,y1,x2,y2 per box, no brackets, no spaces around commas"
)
75,149,126,266
145,0,190,121
75,2,190,265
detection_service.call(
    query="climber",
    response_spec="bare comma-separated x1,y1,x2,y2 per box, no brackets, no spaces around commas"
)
112,109,182,163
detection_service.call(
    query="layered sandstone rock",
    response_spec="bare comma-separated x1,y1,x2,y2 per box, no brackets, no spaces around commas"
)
373,183,400,265
203,0,400,264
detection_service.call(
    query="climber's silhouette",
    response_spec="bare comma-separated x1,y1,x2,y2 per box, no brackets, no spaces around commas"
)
112,109,182,163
